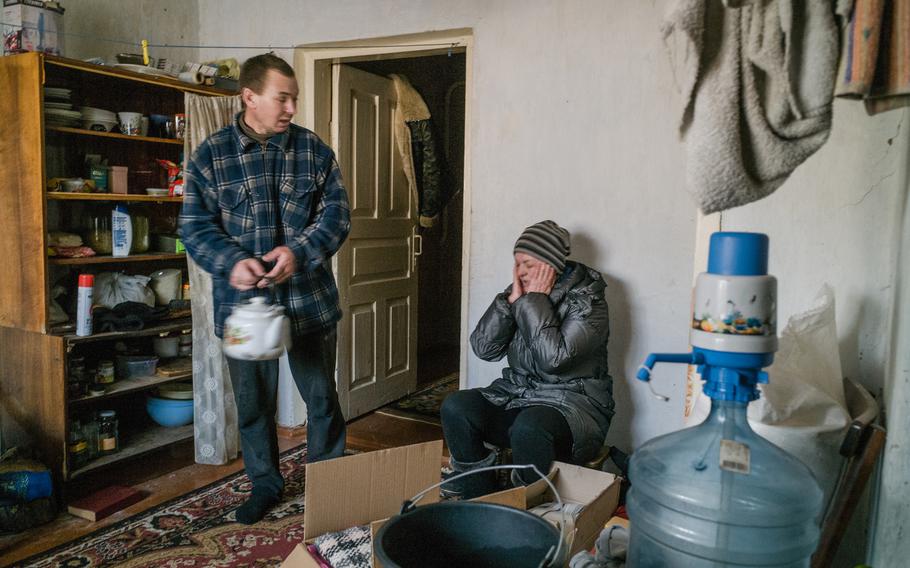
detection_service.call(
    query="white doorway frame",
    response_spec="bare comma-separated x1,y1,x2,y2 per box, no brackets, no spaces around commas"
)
293,29,474,389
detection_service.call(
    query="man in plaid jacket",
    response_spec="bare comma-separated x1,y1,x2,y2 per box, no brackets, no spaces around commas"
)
179,53,350,524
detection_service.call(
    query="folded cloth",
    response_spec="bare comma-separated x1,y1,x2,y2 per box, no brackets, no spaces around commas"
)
94,301,169,332
313,524,372,568
835,0,910,114
663,0,846,214
48,232,83,247
51,245,96,258
569,524,628,568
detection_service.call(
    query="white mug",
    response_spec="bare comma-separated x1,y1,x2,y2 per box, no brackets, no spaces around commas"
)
118,112,142,136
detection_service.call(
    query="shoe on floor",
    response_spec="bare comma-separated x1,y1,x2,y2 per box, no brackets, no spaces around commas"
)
235,492,280,525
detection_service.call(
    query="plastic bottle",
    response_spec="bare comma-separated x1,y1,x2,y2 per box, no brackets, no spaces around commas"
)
111,204,132,257
76,273,94,337
627,233,824,567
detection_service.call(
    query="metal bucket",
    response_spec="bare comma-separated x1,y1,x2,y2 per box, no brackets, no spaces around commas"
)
374,500,560,568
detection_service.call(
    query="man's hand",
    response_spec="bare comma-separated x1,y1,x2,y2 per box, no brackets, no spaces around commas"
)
525,263,556,295
230,258,266,291
260,246,297,287
508,262,524,304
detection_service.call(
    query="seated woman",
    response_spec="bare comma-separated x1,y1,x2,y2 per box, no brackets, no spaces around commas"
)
441,220,615,499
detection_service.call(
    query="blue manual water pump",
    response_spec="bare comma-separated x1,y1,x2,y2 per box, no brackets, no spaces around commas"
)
626,232,823,567
636,232,777,403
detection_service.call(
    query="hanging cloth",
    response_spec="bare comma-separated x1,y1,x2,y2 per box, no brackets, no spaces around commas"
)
835,0,910,114
184,93,243,465
663,0,848,214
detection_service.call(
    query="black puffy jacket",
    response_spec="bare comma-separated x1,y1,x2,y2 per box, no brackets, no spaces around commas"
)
471,261,615,463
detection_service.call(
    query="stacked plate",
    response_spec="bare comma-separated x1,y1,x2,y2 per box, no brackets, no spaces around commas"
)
80,106,118,132
156,381,193,400
44,87,80,127
44,86,71,102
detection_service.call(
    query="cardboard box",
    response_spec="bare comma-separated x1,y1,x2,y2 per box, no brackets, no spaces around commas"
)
281,440,620,567
109,166,128,194
2,0,65,57
525,461,622,558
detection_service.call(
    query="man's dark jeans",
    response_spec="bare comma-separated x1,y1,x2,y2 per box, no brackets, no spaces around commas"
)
441,388,573,484
227,328,346,499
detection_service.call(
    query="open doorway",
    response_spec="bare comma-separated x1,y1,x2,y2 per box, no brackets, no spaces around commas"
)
346,54,466,390
296,31,472,420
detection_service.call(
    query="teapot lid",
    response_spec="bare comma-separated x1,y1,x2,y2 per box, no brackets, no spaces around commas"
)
238,296,284,314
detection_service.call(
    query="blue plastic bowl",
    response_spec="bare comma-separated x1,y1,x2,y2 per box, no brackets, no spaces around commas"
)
146,396,194,427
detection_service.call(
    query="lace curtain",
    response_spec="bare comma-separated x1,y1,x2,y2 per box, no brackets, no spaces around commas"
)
184,93,242,464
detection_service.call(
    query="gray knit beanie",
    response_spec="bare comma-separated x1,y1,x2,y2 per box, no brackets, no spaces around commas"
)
513,220,571,273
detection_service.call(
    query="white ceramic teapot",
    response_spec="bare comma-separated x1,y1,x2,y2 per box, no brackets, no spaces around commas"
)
223,297,291,360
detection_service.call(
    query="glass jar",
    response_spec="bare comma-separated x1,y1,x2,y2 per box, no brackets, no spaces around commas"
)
97,410,119,455
83,416,100,459
131,213,149,253
68,421,90,469
85,209,113,254
96,360,115,385
67,356,87,398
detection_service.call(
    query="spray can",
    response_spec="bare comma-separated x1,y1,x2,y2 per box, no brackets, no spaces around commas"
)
76,274,94,337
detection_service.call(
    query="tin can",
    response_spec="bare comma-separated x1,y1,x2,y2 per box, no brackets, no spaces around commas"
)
174,113,186,139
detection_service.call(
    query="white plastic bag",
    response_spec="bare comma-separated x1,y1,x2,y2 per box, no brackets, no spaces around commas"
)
686,284,850,503
93,272,155,308
48,284,68,324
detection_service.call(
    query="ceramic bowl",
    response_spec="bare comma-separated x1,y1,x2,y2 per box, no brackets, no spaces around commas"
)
82,119,118,132
146,396,194,427
61,178,85,192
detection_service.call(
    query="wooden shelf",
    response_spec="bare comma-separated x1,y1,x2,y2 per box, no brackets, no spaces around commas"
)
56,317,192,343
49,252,186,265
46,125,184,146
69,369,192,405
44,54,236,96
47,192,182,203
69,423,194,480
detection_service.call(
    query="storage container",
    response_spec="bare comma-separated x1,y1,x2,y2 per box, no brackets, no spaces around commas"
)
115,355,158,379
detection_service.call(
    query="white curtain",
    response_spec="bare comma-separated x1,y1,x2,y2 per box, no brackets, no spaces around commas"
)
184,93,242,465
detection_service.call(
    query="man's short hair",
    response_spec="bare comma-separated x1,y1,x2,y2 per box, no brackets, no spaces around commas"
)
239,53,295,94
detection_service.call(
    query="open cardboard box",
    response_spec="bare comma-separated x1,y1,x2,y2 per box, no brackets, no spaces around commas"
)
282,440,620,567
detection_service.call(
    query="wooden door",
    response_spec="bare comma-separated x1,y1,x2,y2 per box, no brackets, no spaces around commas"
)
332,65,418,418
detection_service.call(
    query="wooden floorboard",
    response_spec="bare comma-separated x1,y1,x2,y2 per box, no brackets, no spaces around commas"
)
0,410,445,566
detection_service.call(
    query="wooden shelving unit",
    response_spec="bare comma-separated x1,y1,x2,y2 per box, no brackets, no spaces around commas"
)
49,252,186,265
69,424,194,479
46,126,184,146
56,318,192,342
69,370,192,405
0,52,230,491
47,192,182,203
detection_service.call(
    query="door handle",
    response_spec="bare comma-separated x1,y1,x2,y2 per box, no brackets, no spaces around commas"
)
412,228,423,271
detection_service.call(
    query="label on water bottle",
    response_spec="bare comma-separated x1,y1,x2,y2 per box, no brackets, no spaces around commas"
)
719,440,751,474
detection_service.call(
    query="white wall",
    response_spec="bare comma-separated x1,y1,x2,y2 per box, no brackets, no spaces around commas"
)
60,0,907,451
64,0,198,66
723,104,908,396
191,0,699,449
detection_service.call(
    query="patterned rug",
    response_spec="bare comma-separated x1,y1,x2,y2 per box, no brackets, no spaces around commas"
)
377,373,459,425
16,445,310,568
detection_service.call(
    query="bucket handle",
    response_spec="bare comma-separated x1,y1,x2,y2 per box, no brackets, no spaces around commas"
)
401,464,567,568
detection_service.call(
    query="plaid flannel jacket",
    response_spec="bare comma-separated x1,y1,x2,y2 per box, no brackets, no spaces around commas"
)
179,114,351,338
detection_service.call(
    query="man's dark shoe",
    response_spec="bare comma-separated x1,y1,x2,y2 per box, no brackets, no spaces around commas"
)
235,492,280,525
